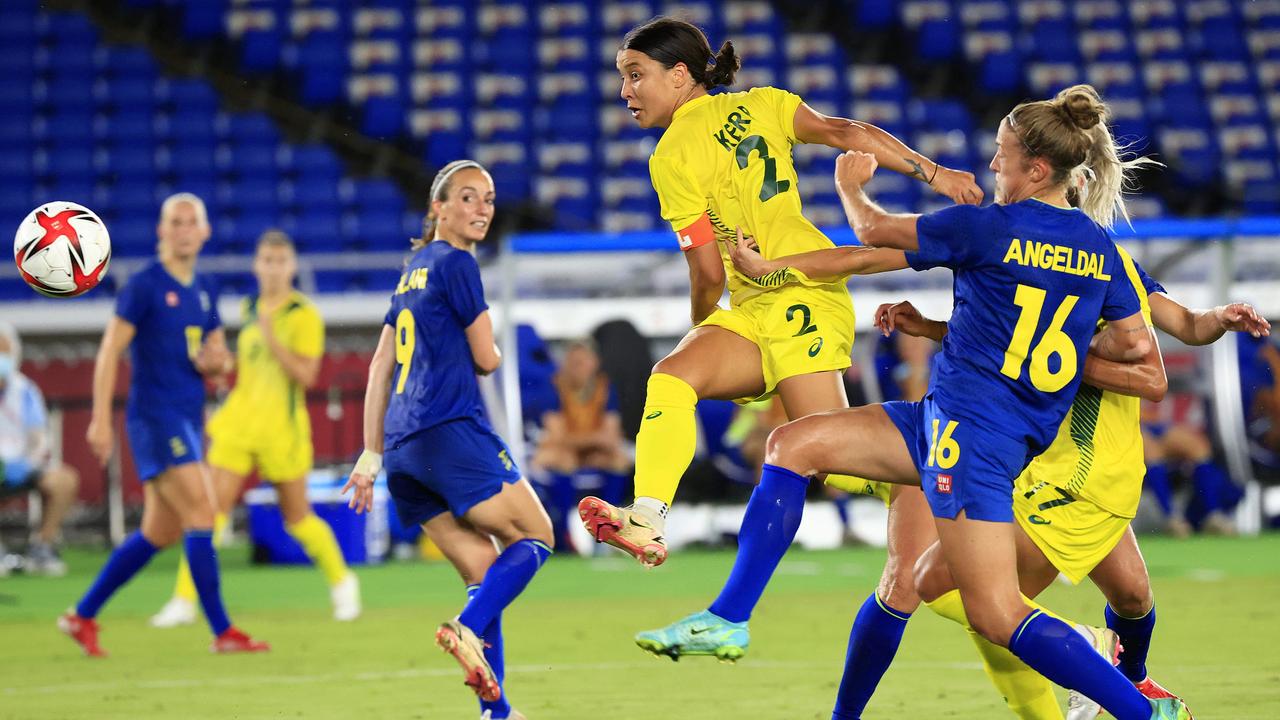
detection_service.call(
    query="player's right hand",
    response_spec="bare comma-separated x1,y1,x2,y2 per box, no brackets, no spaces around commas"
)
725,226,778,278
930,166,984,206
874,301,928,338
834,151,878,193
86,417,112,466
343,450,382,515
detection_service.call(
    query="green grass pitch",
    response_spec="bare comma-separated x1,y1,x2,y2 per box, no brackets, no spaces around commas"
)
3,535,1278,719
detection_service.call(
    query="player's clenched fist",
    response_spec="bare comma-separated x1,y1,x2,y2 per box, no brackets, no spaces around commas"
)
834,151,878,195
930,166,984,206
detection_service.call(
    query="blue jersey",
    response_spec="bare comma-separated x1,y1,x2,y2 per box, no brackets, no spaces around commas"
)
115,262,220,420
382,241,490,448
1133,259,1166,297
907,199,1143,453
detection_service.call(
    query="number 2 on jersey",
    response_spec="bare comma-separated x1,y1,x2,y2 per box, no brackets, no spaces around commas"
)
735,135,790,202
1000,285,1080,393
394,309,415,394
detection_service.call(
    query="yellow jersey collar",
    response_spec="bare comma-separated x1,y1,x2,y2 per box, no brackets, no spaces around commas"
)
672,93,713,124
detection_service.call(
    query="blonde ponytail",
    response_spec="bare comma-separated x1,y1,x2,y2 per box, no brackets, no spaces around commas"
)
1073,125,1163,230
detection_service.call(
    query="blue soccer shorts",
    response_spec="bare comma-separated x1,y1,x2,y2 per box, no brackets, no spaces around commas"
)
125,411,204,482
384,417,522,527
882,395,1030,523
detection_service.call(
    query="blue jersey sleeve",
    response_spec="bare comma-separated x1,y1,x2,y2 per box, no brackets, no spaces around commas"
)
907,204,989,271
202,278,221,333
444,252,488,328
1101,250,1144,322
606,382,621,413
1132,259,1166,296
115,273,151,326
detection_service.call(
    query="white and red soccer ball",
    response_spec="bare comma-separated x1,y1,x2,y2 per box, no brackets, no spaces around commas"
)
13,201,111,298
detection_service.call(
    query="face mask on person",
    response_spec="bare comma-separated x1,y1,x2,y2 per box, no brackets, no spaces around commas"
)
0,353,14,379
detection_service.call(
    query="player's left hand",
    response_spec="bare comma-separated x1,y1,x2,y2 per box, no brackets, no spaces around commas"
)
725,226,777,278
834,151,878,193
343,450,382,515
874,300,927,338
1217,302,1271,337
930,166,984,206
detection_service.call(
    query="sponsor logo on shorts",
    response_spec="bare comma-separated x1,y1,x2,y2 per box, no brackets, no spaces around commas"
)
645,411,663,420
936,474,952,494
808,337,824,357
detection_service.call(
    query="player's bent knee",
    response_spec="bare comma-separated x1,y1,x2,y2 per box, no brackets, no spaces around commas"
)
1106,584,1153,618
763,420,816,471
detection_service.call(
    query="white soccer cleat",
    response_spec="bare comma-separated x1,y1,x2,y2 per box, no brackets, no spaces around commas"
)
1065,625,1122,720
149,597,197,628
331,572,362,622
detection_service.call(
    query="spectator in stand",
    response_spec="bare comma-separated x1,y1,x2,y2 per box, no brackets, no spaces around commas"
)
532,341,630,550
1142,402,1242,536
0,322,80,576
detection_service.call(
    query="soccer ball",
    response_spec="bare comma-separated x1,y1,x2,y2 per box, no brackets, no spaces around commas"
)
13,201,112,298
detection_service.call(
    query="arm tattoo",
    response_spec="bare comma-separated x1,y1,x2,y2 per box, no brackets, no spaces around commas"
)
904,157,927,181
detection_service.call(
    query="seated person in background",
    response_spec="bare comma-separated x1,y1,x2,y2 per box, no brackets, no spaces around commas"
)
1141,402,1242,536
0,322,79,576
1241,333,1280,464
532,341,629,549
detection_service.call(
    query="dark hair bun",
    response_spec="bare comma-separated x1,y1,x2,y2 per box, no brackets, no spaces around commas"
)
707,40,740,88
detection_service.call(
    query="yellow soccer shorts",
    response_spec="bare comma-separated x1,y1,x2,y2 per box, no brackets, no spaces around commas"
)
1013,477,1131,584
701,283,856,402
207,412,313,483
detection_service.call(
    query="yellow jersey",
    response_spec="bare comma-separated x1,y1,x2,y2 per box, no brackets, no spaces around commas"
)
211,290,324,439
649,86,836,306
1017,246,1151,518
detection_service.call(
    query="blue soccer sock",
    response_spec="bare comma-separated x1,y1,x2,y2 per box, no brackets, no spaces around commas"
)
708,463,808,623
832,593,912,720
548,472,575,547
1106,603,1156,683
467,584,511,718
1144,464,1175,517
832,493,851,530
1008,610,1151,720
76,531,159,618
458,539,552,635
185,530,232,636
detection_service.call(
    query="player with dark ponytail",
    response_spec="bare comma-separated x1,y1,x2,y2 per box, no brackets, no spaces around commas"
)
577,15,982,662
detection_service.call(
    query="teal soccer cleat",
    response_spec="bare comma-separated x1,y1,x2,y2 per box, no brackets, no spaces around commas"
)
1149,697,1194,719
634,610,749,663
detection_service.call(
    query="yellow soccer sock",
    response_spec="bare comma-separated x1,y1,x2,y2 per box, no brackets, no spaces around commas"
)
173,512,228,603
633,373,699,507
287,513,349,586
927,589,1064,720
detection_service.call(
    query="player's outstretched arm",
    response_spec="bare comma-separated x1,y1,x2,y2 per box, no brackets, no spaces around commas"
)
344,324,396,514
86,316,135,466
1149,294,1271,346
793,102,983,206
835,151,922,251
725,227,907,281
464,310,502,375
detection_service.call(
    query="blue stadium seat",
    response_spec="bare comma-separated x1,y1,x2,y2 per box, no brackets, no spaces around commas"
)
98,145,156,182
220,177,280,214
916,19,961,62
220,113,280,144
978,50,1023,94
295,33,350,105
344,209,405,250
168,144,217,178
99,111,155,143
350,178,405,214
361,95,406,138
182,0,231,41
240,28,285,73
161,79,221,113
285,143,344,180
101,216,155,256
